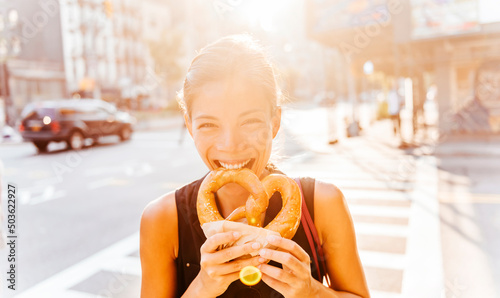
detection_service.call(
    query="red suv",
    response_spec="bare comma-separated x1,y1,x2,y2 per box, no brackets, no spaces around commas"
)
19,99,135,152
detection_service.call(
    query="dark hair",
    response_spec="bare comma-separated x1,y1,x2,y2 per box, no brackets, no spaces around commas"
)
178,34,282,116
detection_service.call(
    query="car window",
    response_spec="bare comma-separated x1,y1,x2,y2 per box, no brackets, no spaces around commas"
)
20,104,35,118
37,108,58,118
96,107,112,117
101,103,117,114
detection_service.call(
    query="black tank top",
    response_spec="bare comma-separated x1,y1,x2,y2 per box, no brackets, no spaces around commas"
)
174,175,318,298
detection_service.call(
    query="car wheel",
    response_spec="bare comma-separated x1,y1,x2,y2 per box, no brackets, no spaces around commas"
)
91,136,99,146
67,130,84,150
33,141,49,152
119,126,132,141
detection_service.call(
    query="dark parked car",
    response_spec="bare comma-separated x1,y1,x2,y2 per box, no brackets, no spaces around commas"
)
19,99,135,152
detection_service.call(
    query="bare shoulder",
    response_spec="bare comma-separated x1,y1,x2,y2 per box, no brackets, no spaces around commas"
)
313,179,370,296
140,191,180,296
313,179,353,244
140,191,178,259
314,179,345,206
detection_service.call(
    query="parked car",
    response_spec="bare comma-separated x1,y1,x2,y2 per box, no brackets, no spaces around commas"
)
19,99,135,152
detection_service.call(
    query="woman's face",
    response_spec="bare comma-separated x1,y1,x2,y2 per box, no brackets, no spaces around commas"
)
185,78,281,179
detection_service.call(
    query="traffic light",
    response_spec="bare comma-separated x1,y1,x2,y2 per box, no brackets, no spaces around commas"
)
103,0,113,18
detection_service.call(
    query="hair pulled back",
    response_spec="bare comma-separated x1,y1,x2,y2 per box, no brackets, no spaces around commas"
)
178,34,282,116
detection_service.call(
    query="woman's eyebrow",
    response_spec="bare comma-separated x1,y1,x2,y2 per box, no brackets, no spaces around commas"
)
194,114,218,121
239,109,263,117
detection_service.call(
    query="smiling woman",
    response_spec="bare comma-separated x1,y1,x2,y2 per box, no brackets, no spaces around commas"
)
139,34,370,298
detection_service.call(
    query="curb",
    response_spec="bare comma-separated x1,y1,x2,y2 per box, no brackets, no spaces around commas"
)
0,117,185,147
133,116,183,132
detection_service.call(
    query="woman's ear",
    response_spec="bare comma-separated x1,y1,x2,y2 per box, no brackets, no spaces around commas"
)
184,113,193,137
272,107,281,139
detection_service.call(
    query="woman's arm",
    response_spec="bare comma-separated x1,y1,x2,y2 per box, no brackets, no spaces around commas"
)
254,179,370,298
140,192,178,297
314,180,370,298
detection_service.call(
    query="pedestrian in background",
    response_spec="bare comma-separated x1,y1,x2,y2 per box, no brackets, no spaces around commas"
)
388,82,403,136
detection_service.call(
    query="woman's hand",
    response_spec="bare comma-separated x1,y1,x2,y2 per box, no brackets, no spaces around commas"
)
258,235,321,298
190,231,262,298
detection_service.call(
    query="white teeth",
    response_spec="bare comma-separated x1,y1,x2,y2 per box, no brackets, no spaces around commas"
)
220,159,251,170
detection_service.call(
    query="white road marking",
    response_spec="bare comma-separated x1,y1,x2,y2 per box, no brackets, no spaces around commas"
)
358,250,406,270
24,289,98,298
17,186,67,206
15,233,139,298
402,156,443,297
83,166,123,177
100,256,141,276
370,290,402,298
349,205,411,218
354,223,409,238
87,178,129,190
124,162,152,177
343,189,412,201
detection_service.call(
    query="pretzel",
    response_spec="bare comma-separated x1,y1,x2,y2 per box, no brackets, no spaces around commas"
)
197,168,302,239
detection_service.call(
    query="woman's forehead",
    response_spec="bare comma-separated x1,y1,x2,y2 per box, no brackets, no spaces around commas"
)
191,80,271,116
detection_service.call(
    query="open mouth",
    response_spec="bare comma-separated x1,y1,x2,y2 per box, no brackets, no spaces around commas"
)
214,158,255,170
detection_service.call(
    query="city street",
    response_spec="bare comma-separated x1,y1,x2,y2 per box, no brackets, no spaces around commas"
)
1,106,500,298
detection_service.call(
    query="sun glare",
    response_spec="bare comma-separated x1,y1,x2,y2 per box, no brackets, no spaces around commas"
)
238,0,289,32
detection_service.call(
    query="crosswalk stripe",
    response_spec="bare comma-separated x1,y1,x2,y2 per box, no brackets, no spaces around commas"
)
402,156,443,296
321,179,413,191
359,250,406,270
100,256,141,276
354,223,409,237
370,290,402,298
349,205,410,218
343,189,412,201
30,289,98,298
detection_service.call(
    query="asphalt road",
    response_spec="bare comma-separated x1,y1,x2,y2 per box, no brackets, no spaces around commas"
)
0,128,208,292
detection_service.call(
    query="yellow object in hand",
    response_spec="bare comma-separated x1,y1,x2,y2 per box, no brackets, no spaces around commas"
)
239,265,262,286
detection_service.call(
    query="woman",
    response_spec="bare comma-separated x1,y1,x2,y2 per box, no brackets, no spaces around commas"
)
140,34,370,298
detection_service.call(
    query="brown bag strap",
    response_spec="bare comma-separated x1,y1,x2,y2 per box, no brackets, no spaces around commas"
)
295,178,330,286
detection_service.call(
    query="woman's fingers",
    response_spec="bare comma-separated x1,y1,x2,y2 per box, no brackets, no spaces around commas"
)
211,241,261,264
201,232,262,272
258,248,307,277
266,235,311,264
259,263,292,291
214,256,262,276
201,231,240,253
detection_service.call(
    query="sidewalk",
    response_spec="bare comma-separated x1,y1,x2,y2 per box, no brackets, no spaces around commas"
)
280,108,443,297
364,118,500,157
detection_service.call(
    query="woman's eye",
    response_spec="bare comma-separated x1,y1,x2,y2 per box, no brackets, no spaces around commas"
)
243,119,262,125
198,123,216,129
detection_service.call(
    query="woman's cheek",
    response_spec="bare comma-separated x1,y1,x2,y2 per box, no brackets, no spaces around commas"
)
247,127,272,148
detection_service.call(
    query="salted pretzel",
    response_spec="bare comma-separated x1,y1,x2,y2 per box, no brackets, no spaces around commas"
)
197,168,302,239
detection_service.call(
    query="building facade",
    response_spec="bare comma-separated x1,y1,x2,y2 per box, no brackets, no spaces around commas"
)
1,0,151,126
2,0,66,126
306,0,500,136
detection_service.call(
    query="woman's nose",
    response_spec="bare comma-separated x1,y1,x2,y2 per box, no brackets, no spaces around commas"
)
216,128,244,152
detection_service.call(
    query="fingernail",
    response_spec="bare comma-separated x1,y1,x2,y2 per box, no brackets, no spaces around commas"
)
233,232,241,238
258,257,266,263
251,242,261,250
266,235,277,243
259,249,267,257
